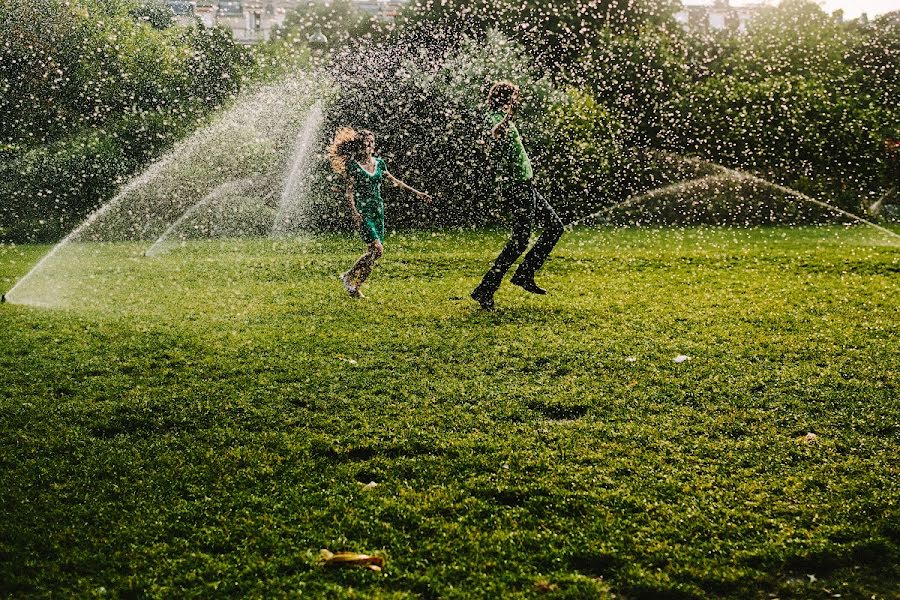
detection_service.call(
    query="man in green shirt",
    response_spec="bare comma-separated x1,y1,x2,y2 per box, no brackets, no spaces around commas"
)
471,80,565,310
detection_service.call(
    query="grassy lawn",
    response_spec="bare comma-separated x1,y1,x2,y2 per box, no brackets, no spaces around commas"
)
1,226,898,599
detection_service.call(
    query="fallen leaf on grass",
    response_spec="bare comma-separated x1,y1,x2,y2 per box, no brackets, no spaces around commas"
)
319,549,384,571
336,356,358,365
673,355,689,363
797,432,818,444
358,481,378,490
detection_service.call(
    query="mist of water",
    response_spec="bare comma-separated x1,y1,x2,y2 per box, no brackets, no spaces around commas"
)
4,74,332,307
568,151,900,247
271,101,326,238
144,178,258,258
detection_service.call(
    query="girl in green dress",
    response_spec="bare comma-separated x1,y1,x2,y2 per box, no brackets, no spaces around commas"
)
327,127,431,298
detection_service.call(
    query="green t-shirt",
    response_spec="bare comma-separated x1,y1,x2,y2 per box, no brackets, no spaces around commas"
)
488,111,533,184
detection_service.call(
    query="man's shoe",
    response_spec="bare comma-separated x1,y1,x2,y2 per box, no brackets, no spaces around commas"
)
511,276,547,295
470,289,495,310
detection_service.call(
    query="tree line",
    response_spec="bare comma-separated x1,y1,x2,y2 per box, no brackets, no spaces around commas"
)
1,0,897,241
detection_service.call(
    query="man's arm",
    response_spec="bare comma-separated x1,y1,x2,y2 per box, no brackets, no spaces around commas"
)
490,110,512,138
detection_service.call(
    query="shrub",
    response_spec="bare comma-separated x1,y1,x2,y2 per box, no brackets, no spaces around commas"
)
0,0,250,242
308,30,623,231
664,75,886,211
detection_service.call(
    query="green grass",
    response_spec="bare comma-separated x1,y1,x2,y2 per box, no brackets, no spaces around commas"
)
1,226,898,599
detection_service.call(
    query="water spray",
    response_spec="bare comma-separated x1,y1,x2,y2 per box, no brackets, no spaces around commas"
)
2,151,178,306
144,178,256,257
566,174,727,229
4,75,328,308
271,101,325,238
567,151,900,246
671,153,900,244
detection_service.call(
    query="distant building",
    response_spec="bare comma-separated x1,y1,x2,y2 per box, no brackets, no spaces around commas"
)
675,0,765,34
166,0,288,43
352,0,406,21
167,0,196,25
163,0,408,43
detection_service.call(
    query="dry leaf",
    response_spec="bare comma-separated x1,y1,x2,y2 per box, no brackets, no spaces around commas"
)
319,549,384,571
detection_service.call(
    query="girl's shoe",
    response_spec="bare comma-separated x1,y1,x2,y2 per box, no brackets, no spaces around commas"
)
340,272,358,297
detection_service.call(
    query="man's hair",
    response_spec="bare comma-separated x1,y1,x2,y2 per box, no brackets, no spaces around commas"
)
487,80,519,111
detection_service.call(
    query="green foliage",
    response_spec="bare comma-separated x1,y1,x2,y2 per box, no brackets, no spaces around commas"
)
0,0,251,242
0,129,131,241
250,0,379,81
129,0,174,30
654,0,899,209
534,87,623,218
665,75,886,211
845,13,900,130
399,0,680,69
176,23,251,108
570,26,694,141
1,228,898,597
724,0,853,83
278,0,378,49
248,34,313,81
0,110,186,242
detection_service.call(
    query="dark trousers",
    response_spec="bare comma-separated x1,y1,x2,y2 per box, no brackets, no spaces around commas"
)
474,180,564,296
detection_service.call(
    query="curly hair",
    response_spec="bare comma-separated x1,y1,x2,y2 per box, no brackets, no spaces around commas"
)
487,80,520,111
326,127,374,175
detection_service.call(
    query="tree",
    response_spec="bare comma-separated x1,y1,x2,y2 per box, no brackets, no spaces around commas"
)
277,0,377,50
0,0,251,241
724,0,853,83
568,26,693,142
666,74,884,210
398,0,680,73
129,0,174,30
846,11,900,123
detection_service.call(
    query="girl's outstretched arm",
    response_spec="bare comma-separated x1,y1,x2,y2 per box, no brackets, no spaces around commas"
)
386,172,432,203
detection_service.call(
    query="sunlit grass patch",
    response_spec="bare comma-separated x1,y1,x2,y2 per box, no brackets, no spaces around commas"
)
1,226,898,598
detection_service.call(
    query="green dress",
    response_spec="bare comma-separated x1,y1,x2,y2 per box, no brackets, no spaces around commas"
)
488,111,534,186
350,157,386,244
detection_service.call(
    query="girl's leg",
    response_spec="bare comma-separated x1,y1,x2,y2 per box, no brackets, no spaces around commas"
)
347,240,383,287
